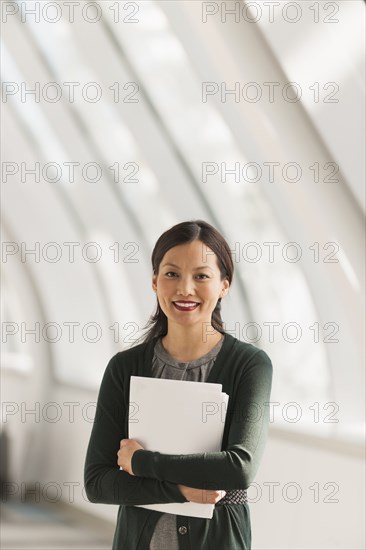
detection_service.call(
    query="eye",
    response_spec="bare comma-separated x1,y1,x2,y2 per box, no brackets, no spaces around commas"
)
164,272,209,279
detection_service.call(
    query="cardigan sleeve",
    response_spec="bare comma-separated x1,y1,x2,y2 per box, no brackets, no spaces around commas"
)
84,355,188,505
131,349,273,491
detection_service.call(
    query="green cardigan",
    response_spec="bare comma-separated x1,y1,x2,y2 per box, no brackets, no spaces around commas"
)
84,332,273,550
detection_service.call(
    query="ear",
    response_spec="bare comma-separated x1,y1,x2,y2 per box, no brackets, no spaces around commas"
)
152,272,157,292
221,279,230,297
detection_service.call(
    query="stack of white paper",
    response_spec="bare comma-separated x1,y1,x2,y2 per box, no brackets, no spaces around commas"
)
126,375,229,519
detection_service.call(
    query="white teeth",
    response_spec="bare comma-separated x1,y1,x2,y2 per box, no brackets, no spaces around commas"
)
174,302,199,307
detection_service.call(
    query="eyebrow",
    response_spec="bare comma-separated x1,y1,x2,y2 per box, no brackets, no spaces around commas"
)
162,262,214,272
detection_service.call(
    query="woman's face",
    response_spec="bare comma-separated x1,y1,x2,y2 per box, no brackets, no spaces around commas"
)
152,240,230,330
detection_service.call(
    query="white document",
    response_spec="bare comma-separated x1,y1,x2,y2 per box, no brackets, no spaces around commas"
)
126,375,229,519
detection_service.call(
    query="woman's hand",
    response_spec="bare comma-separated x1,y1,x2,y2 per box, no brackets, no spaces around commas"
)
117,438,144,475
177,484,226,504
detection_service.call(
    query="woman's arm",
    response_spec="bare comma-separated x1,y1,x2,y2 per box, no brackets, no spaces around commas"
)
131,350,273,491
84,355,188,505
85,466,188,505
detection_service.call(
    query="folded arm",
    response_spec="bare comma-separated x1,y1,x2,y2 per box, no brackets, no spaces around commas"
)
84,355,187,505
131,350,273,491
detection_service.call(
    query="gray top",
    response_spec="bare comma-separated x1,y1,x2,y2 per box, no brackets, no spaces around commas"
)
149,334,225,550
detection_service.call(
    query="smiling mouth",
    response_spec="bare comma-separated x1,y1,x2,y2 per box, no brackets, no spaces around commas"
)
172,301,200,311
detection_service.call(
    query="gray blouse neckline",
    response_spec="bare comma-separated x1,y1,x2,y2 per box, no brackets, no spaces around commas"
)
154,334,224,369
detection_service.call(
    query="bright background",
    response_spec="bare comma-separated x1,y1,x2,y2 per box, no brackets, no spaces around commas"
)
1,1,365,548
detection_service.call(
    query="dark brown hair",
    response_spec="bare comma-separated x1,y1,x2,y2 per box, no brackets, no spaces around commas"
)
134,219,234,345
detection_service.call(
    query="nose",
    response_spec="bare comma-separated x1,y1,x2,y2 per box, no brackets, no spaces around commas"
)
176,275,195,297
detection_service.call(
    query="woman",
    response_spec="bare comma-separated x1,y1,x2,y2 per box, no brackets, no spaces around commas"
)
84,219,273,550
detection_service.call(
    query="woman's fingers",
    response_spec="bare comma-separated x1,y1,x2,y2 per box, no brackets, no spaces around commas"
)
178,484,226,504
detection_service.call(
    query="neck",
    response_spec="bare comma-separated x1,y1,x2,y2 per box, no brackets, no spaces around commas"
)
161,324,223,362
